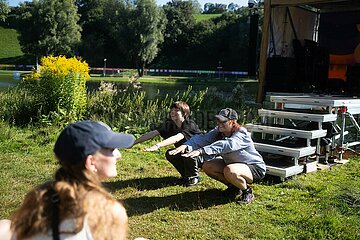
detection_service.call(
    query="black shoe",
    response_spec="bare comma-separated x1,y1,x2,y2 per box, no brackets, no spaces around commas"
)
223,185,241,198
236,187,254,204
184,176,200,187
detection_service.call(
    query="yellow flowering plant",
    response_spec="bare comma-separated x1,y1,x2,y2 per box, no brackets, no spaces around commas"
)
24,56,90,120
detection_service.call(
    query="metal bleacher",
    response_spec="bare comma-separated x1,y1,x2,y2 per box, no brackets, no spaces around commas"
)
246,94,360,179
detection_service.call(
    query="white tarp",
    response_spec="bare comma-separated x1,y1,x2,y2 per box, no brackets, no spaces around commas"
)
268,7,318,58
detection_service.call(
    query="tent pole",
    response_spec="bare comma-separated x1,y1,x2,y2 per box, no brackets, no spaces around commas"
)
257,0,272,104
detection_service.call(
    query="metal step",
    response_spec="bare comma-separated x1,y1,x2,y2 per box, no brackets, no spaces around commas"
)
266,165,304,178
258,109,337,123
270,95,360,108
245,124,327,139
254,142,316,158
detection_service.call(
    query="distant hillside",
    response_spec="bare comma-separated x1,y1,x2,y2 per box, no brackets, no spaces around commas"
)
0,26,24,64
193,14,221,22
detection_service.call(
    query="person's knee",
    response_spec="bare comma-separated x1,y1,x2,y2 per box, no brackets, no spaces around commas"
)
223,165,234,176
202,161,214,174
224,166,246,183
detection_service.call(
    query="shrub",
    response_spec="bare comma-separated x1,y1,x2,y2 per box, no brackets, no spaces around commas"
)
86,83,207,133
0,87,40,126
23,56,90,120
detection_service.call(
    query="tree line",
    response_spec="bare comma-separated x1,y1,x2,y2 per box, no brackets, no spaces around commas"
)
1,0,261,75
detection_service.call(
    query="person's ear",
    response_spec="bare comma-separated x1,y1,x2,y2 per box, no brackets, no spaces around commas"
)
85,155,97,173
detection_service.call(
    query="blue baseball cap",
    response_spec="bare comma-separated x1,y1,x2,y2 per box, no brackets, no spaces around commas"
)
54,120,135,165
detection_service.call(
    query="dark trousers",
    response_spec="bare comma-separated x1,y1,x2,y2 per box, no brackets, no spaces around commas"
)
165,149,200,179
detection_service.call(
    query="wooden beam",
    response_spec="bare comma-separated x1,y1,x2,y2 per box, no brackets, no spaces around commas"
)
270,0,347,6
256,0,271,103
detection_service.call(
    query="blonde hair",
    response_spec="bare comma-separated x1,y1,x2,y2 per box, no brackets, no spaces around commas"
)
11,161,127,239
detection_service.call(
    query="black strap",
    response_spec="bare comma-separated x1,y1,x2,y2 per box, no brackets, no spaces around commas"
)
49,187,60,240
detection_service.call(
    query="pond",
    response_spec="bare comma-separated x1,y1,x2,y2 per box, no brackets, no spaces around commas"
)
87,80,259,102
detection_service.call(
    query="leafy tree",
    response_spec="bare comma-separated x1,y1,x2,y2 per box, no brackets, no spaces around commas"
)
16,0,81,57
76,0,108,66
125,0,166,76
153,0,197,68
203,3,227,14
189,0,202,14
227,3,239,12
203,3,213,14
0,0,10,22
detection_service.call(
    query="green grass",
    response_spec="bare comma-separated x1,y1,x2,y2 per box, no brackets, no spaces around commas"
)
0,122,359,239
0,26,23,61
194,14,222,22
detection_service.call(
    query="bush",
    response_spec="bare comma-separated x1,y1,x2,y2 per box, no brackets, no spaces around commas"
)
0,87,40,126
23,56,90,120
86,82,207,133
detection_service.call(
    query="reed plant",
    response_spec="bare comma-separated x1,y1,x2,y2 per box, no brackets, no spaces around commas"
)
86,82,208,133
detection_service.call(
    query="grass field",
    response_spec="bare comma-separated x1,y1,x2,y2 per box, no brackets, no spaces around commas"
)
194,14,222,22
0,122,359,239
0,26,23,63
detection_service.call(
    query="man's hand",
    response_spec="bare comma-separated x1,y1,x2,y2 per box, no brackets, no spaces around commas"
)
168,145,187,155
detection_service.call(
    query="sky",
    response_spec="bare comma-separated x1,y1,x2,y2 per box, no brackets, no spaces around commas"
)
8,0,249,8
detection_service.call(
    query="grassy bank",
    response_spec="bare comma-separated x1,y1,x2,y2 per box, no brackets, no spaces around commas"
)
0,123,359,239
0,27,23,61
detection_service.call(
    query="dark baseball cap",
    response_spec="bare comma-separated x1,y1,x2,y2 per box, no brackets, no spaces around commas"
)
54,120,135,165
215,108,238,122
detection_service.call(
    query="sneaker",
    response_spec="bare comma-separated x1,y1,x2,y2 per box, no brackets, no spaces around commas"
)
223,185,241,198
236,187,254,204
184,176,200,187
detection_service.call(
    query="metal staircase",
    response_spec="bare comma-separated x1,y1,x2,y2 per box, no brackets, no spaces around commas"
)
246,107,337,179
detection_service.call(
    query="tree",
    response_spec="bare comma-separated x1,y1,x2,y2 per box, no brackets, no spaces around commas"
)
17,0,81,57
203,3,227,14
0,0,10,22
76,0,108,66
153,0,197,68
125,0,166,76
228,3,239,12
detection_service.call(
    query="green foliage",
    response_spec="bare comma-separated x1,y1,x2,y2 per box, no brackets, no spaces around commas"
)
124,0,166,75
0,26,23,61
0,86,40,126
22,56,90,122
16,0,81,57
193,13,221,22
86,82,206,133
0,0,10,22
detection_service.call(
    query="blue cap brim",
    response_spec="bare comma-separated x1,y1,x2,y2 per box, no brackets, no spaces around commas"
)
104,132,135,149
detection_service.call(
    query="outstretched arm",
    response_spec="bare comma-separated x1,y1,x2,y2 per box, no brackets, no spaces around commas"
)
144,133,185,152
133,130,160,146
